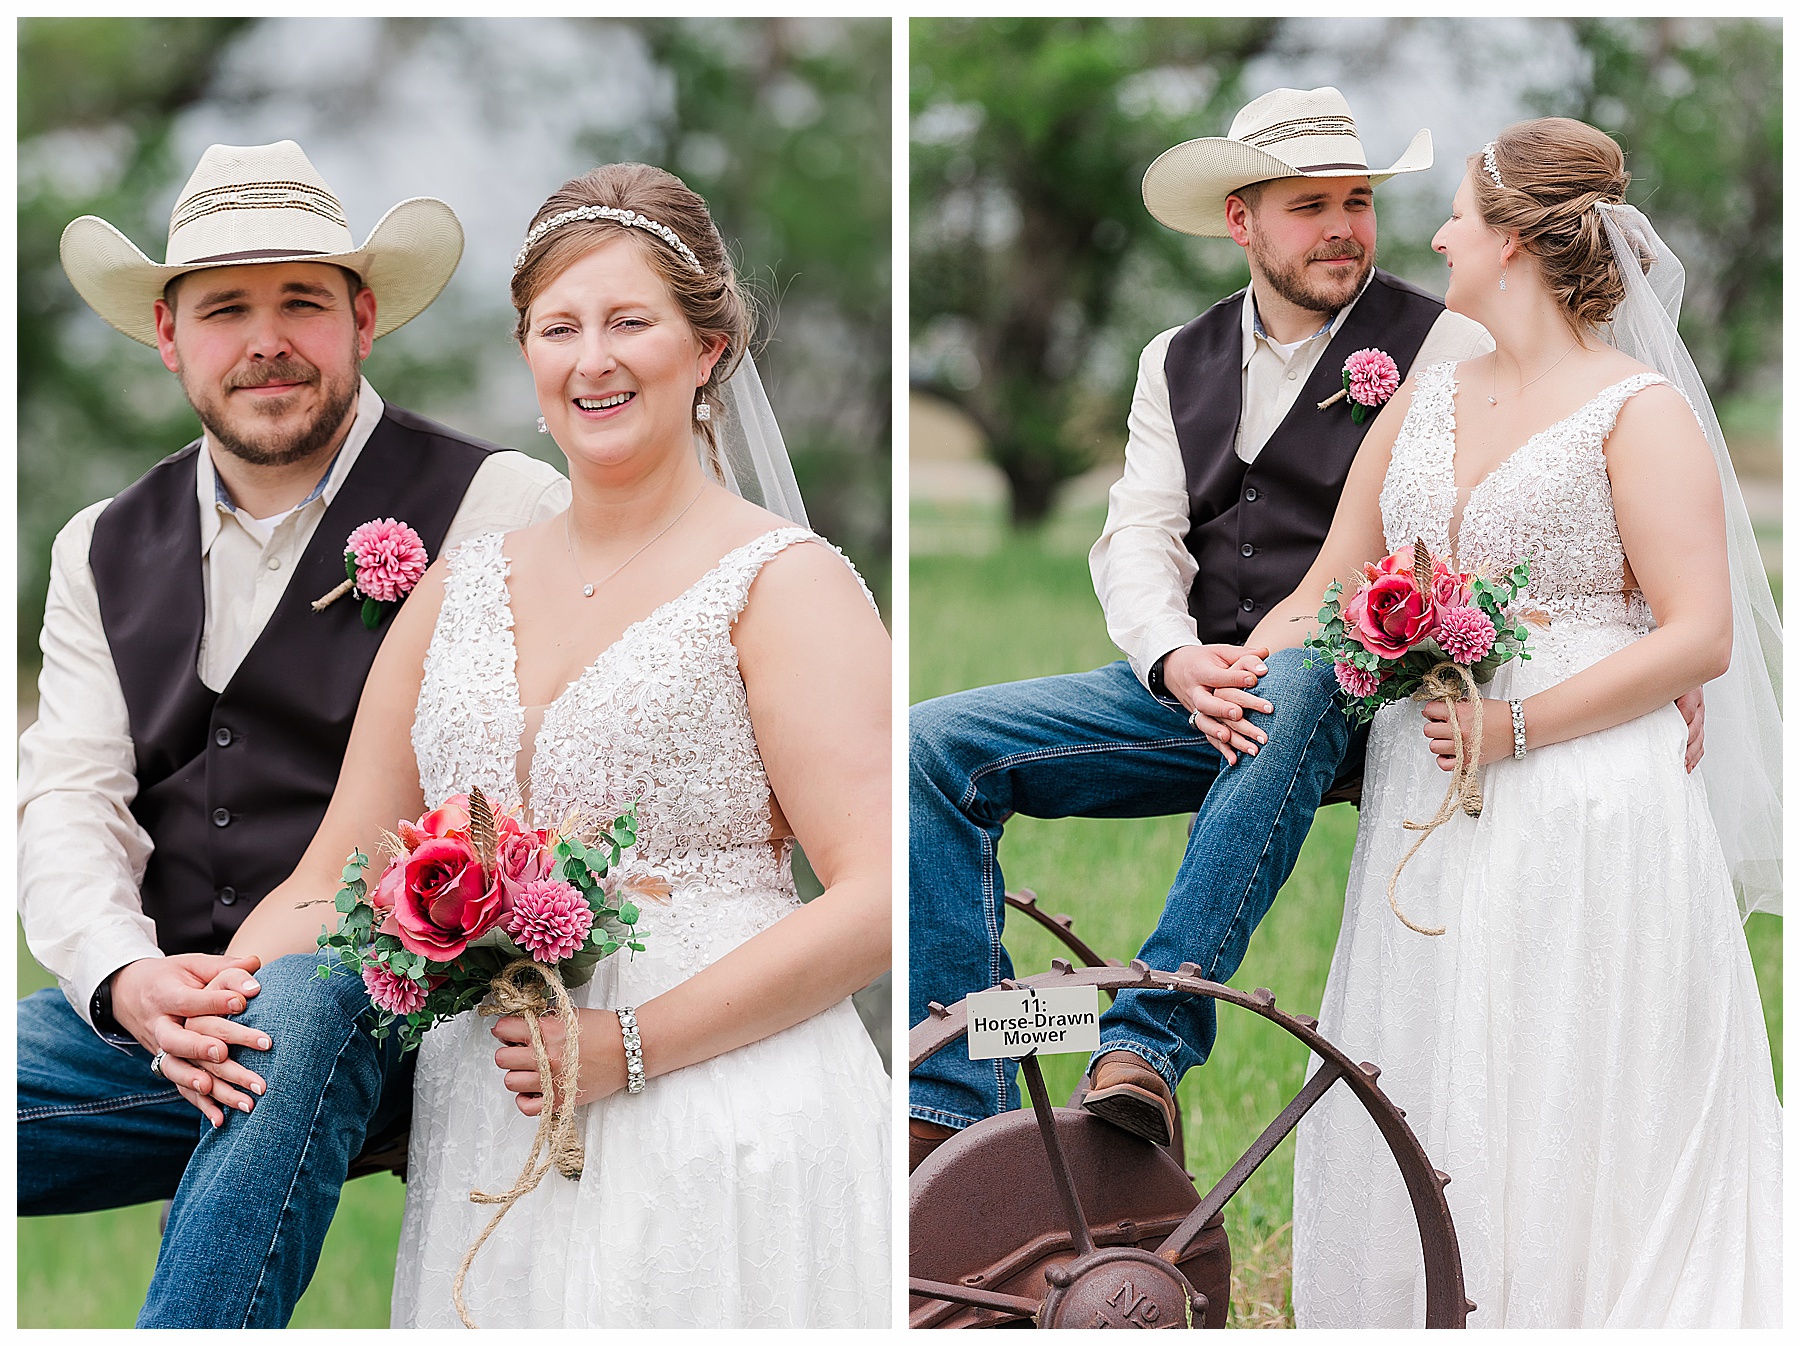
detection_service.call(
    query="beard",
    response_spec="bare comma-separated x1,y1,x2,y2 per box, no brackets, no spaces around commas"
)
1248,231,1373,317
183,351,361,468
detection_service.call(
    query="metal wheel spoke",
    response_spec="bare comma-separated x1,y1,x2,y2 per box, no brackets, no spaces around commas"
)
1156,1059,1345,1264
1020,1052,1096,1258
907,1277,1039,1319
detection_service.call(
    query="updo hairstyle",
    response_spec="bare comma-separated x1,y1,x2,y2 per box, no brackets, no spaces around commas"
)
1469,118,1641,329
511,163,754,459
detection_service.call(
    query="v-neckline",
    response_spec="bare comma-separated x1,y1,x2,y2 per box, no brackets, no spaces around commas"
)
497,526,796,714
1442,366,1646,561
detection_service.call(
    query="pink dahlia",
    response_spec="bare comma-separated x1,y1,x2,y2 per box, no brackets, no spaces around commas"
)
1437,605,1497,664
363,960,429,1016
505,879,594,964
346,518,429,603
1344,348,1401,408
1334,661,1380,699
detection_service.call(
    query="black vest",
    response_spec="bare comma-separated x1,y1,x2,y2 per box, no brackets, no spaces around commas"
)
89,405,496,955
1166,269,1444,644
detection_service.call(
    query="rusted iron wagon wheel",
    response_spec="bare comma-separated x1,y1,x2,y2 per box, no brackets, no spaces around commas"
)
909,962,1471,1329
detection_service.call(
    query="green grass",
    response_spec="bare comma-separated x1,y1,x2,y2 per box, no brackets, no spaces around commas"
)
911,506,1782,1326
16,925,406,1328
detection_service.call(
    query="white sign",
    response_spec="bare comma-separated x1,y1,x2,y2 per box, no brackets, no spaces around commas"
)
966,983,1102,1060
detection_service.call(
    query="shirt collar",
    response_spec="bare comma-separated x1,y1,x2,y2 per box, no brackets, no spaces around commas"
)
1239,270,1375,367
196,376,386,552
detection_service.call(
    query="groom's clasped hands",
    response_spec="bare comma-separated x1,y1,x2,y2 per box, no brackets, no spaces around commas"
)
1164,643,1275,765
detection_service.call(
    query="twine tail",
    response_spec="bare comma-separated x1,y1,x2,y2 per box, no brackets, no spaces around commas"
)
311,577,355,612
450,961,587,1329
1386,662,1486,937
1316,388,1348,410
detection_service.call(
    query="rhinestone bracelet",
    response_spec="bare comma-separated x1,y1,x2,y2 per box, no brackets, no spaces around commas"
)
1509,698,1528,759
615,1006,645,1094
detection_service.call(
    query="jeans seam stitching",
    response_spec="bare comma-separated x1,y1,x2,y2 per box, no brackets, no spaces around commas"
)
961,737,1211,811
19,1089,182,1121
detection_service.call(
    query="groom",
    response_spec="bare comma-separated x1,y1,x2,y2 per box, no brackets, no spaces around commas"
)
908,88,1495,1164
17,140,568,1325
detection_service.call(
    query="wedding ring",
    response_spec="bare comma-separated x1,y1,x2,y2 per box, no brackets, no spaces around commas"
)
150,1050,167,1079
1188,710,1205,732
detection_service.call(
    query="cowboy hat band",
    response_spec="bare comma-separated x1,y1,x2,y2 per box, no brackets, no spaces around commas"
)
1143,86,1432,238
59,139,463,347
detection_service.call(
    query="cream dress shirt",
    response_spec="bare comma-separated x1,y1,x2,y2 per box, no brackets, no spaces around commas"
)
1089,282,1493,687
19,378,571,1023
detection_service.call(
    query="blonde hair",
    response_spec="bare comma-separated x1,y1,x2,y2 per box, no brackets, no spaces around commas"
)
511,163,754,459
1468,118,1639,328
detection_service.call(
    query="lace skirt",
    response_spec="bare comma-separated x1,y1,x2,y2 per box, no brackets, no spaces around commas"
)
1292,617,1783,1327
391,876,892,1328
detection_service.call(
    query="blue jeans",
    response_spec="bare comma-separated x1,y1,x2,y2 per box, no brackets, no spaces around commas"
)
17,952,412,1327
909,650,1362,1130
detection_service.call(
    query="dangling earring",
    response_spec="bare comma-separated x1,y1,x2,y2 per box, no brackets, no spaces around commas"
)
695,401,712,423
1498,266,1507,292
536,415,548,434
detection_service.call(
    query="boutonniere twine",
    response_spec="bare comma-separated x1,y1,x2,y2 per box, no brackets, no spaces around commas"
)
312,517,429,628
1317,347,1401,425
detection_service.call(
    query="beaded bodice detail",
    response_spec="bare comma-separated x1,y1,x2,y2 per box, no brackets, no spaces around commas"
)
413,527,850,901
1380,361,1668,628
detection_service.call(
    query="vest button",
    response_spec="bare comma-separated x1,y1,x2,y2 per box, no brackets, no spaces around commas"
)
211,807,231,828
219,886,238,906
1244,487,1259,502
1241,597,1256,612
1240,543,1255,557
214,727,233,747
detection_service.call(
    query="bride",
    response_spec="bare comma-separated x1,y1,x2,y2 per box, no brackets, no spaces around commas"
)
1253,120,1781,1326
182,163,892,1327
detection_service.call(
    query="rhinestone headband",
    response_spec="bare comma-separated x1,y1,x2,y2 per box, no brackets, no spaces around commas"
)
1482,142,1505,190
513,205,704,275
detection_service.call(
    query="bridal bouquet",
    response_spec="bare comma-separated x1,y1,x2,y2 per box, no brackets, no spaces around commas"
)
1304,541,1538,936
315,788,644,1050
1302,540,1535,725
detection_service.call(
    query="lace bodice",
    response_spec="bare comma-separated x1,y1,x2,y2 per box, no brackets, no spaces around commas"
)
413,526,854,900
1380,361,1669,627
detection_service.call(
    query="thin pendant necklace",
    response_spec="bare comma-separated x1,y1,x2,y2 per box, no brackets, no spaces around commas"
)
1488,340,1578,406
565,482,704,598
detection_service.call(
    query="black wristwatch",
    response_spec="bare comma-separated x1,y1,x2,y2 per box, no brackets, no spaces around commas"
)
91,973,124,1036
1146,652,1184,709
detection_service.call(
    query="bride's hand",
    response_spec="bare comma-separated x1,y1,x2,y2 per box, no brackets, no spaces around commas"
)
1421,697,1510,769
491,1008,629,1116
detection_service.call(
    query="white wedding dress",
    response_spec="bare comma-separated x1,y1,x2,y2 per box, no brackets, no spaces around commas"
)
391,527,891,1328
1292,363,1783,1327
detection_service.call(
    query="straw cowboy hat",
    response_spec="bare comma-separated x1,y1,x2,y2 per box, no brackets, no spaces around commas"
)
59,139,463,346
1142,86,1432,238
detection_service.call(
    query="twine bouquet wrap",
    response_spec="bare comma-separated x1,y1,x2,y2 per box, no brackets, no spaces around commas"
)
1303,540,1539,934
314,788,646,1325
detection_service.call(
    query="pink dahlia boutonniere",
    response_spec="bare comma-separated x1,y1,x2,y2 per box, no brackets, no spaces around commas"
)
1317,347,1402,425
311,517,430,628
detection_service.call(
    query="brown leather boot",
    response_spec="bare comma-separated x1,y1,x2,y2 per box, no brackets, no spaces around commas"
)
909,1118,955,1174
1080,1050,1177,1146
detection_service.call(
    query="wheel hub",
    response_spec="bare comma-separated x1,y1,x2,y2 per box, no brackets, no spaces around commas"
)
1039,1247,1206,1329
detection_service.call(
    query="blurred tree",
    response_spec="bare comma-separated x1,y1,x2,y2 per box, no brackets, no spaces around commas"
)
19,18,251,664
911,17,1278,524
624,18,892,600
1553,17,1780,399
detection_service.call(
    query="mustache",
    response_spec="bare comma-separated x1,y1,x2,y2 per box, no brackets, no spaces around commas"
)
1308,242,1367,263
227,359,319,391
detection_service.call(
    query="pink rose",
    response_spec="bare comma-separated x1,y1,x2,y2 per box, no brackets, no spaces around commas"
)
1430,560,1473,612
370,856,407,912
495,828,551,901
384,835,505,960
1345,567,1437,659
345,518,429,604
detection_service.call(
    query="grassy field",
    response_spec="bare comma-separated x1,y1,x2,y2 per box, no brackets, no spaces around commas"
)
15,928,405,1328
911,502,1783,1327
